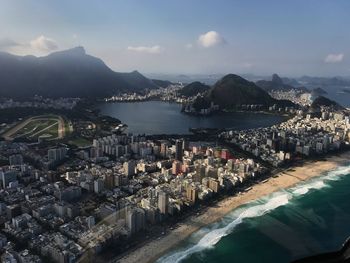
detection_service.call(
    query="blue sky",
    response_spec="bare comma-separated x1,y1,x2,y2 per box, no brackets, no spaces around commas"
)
0,0,349,76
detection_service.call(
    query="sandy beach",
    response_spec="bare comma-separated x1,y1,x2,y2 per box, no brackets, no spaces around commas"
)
116,152,350,263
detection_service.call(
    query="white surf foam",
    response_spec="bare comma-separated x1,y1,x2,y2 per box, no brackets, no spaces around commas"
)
325,166,350,180
292,181,327,195
291,165,350,196
158,164,350,263
159,194,290,263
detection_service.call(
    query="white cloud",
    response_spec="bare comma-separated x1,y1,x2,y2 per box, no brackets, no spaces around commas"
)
30,35,58,52
0,35,59,56
325,53,344,63
127,45,163,54
198,31,226,48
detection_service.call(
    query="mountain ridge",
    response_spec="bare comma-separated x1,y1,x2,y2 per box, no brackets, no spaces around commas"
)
179,81,211,97
0,47,164,98
209,74,275,108
310,96,344,111
256,74,308,92
189,74,295,112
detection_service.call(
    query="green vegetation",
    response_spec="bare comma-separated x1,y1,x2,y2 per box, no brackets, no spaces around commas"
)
179,81,211,97
68,137,92,147
192,96,211,111
37,123,59,139
2,115,68,141
310,96,343,111
209,74,274,108
188,74,297,112
64,119,73,135
0,47,161,99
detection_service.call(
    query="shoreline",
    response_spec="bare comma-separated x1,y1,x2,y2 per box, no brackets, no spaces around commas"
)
115,151,350,263
96,99,289,119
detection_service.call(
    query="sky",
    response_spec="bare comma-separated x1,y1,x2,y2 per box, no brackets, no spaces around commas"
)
0,0,349,77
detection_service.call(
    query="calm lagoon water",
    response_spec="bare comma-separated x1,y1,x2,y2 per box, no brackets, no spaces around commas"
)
96,101,285,135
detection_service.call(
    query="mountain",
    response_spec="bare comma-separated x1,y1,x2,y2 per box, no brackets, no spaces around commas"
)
0,47,161,98
311,87,328,96
209,74,275,108
192,96,212,112
280,77,301,87
151,79,173,88
256,74,307,92
188,74,297,112
179,81,211,97
310,96,344,111
115,70,159,92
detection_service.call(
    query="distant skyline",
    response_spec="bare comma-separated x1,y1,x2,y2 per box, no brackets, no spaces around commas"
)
0,0,349,77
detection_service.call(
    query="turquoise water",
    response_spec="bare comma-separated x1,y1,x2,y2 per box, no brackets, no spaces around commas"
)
158,164,350,263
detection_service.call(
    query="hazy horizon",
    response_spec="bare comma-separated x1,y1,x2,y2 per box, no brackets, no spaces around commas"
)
1,0,349,77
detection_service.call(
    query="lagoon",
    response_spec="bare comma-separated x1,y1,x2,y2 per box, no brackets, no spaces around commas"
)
96,101,285,135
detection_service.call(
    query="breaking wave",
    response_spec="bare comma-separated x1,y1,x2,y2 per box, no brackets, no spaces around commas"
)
158,164,350,263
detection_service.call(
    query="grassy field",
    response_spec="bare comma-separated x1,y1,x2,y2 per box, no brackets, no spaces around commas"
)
35,123,59,139
68,137,92,147
2,115,68,141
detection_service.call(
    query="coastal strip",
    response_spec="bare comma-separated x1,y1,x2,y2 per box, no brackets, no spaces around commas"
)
115,151,350,263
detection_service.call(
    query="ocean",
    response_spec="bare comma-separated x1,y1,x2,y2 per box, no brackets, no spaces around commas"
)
158,164,350,263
